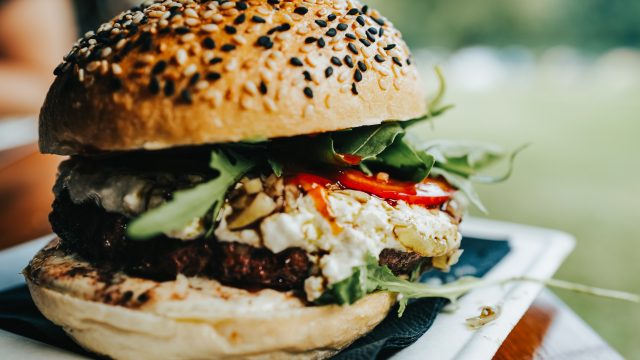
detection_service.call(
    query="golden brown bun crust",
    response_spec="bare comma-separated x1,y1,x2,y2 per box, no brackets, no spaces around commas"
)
24,239,395,359
40,0,426,155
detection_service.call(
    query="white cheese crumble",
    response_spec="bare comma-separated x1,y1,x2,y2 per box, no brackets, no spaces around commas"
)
216,189,461,288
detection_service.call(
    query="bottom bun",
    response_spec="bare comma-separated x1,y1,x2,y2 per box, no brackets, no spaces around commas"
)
24,239,395,360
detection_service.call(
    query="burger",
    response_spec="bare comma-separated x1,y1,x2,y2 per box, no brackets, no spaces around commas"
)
24,1,514,359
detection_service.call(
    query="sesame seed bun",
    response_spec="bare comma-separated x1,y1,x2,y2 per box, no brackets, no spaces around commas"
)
39,0,426,155
24,239,395,359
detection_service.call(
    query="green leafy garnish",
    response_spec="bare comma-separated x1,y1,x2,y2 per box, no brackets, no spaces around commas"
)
333,123,405,161
316,255,640,317
127,149,256,240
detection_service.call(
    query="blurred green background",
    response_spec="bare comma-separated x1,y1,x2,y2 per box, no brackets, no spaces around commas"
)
366,0,640,357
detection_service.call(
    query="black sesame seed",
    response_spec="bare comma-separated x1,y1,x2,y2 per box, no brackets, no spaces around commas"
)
175,26,190,34
317,37,326,48
251,15,266,23
337,23,348,31
374,54,385,63
392,57,403,67
359,38,371,47
326,28,337,37
290,57,303,67
303,70,312,81
356,16,365,26
347,43,358,54
344,55,354,68
373,17,385,26
368,27,377,35
305,36,317,43
315,20,327,27
152,60,167,74
347,8,359,16
206,72,221,81
159,27,171,34
325,66,334,78
407,58,412,65
224,25,237,34
379,27,384,37
189,72,200,86
366,32,376,42
259,81,268,94
331,56,342,66
303,87,313,98
357,61,367,72
164,79,175,96
236,1,247,10
294,7,308,15
362,5,369,14
351,83,358,95
279,23,291,31
345,33,357,40
149,77,160,93
267,0,279,4
234,14,246,25
384,44,396,50
202,37,216,49
210,57,223,65
221,44,236,52
354,69,362,82
256,36,273,49
328,14,337,21
181,89,193,104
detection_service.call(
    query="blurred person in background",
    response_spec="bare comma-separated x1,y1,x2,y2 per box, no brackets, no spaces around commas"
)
0,0,75,118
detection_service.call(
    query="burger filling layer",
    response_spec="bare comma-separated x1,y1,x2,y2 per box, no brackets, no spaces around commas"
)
51,155,463,301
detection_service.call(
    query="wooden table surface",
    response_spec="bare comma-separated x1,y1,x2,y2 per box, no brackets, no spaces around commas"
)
0,147,623,359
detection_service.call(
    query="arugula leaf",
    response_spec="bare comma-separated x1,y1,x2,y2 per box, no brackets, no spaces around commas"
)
267,156,283,177
420,141,528,183
333,123,404,161
316,253,640,317
430,167,487,213
127,149,256,240
364,136,435,182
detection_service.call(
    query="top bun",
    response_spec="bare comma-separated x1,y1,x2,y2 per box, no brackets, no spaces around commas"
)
39,0,426,155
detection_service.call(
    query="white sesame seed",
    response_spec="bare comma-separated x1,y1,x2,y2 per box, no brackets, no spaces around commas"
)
301,45,314,53
201,24,218,32
181,33,196,42
232,34,247,45
88,39,97,45
85,61,100,72
84,30,95,38
333,42,346,51
324,94,331,108
211,14,224,23
176,49,188,65
207,2,218,11
355,28,366,38
393,77,401,90
317,8,329,16
305,55,319,68
244,81,258,95
264,97,277,112
101,47,112,58
338,70,349,83
256,7,270,15
241,96,254,110
148,10,164,18
225,58,238,72
378,77,389,90
265,59,277,71
116,39,127,49
282,14,293,23
77,68,85,82
183,64,197,76
203,10,216,19
184,8,198,18
195,80,209,90
260,69,273,82
276,32,291,41
220,1,235,10
401,67,410,76
159,19,169,27
303,104,314,118
100,60,109,74
202,50,214,63
161,10,171,20
185,17,200,26
111,63,123,75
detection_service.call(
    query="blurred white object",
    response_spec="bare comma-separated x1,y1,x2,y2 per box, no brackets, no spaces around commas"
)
0,117,38,152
